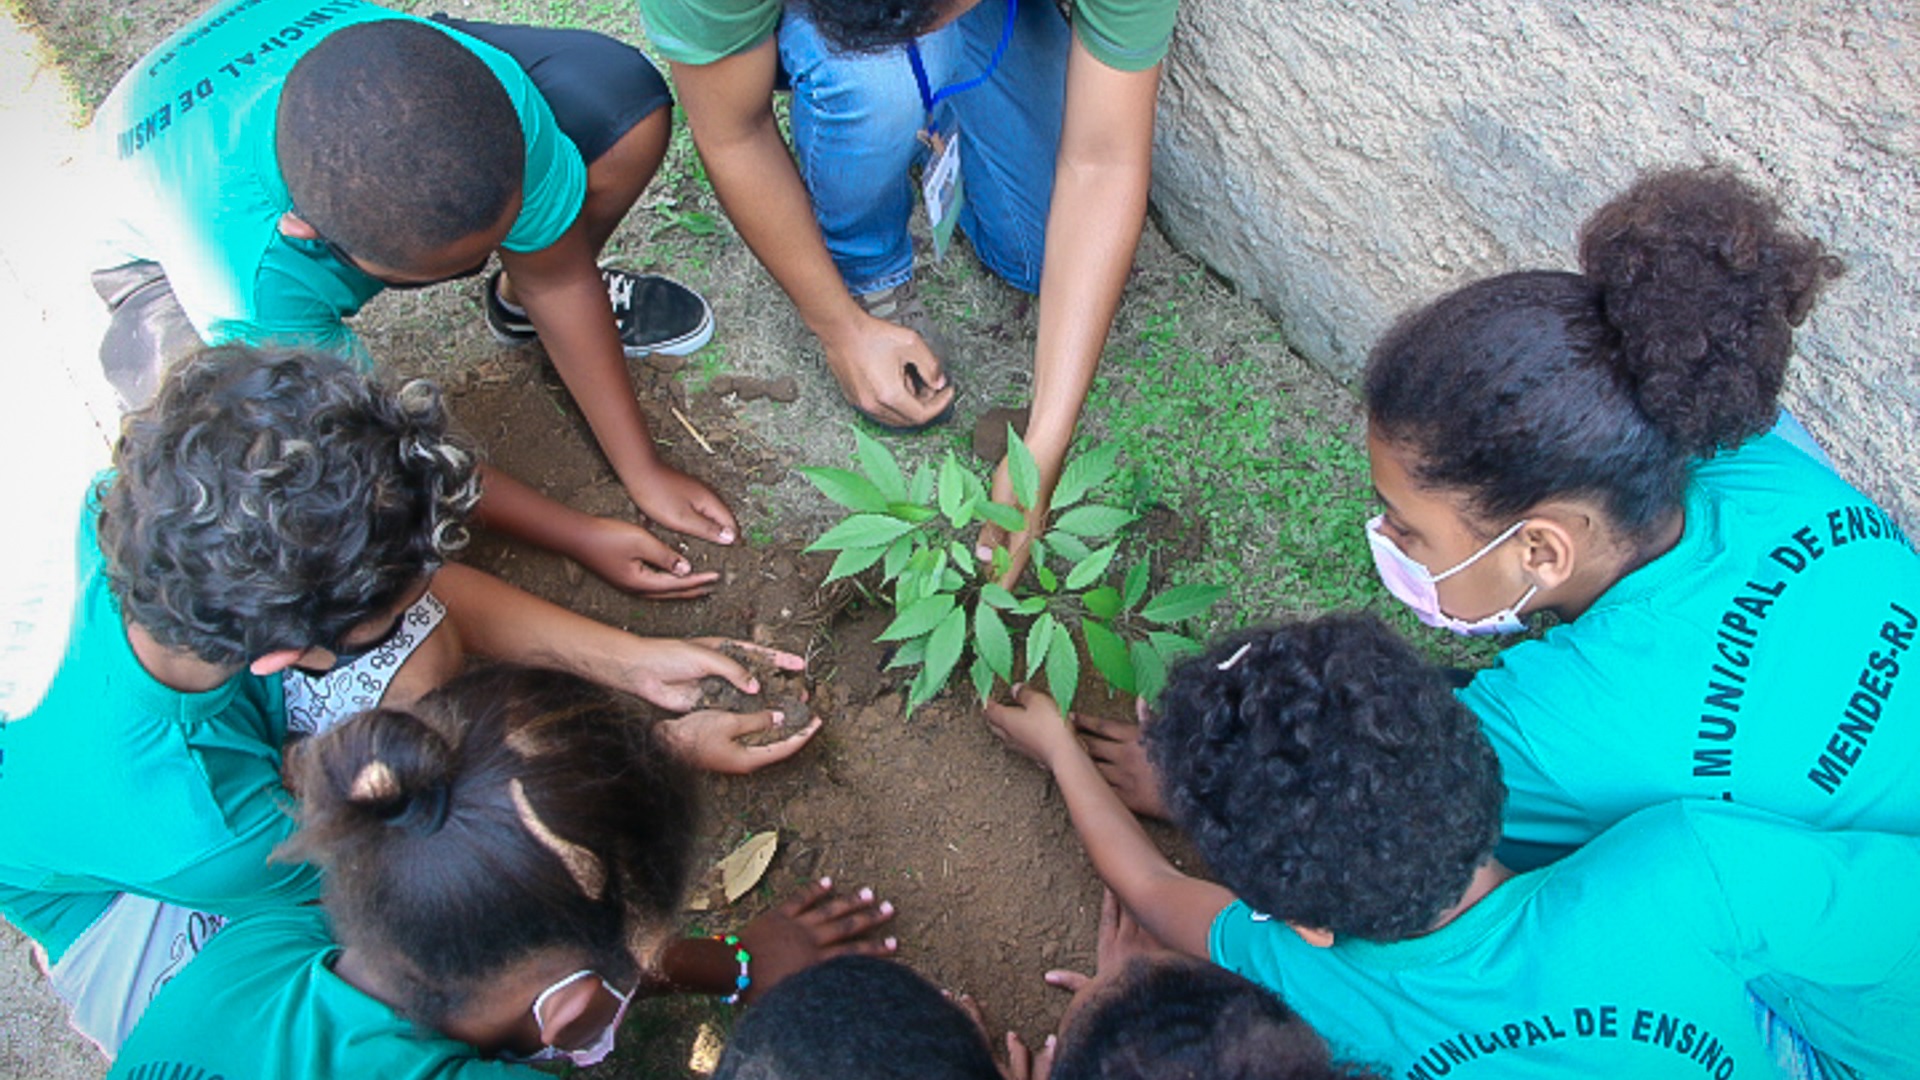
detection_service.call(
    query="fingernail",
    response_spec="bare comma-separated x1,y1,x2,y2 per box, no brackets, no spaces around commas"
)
884,936,898,950
673,560,691,575
879,900,894,915
975,544,992,561
746,678,761,694
858,886,875,902
1045,1035,1056,1050
719,529,736,544
820,876,833,888
771,710,785,727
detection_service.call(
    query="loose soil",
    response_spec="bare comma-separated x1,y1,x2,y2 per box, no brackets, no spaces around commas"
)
450,354,1204,1076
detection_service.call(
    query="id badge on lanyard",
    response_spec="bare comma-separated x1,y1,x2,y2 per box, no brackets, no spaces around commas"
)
907,0,1017,261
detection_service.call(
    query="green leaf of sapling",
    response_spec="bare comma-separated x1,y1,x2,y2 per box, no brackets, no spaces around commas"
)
854,428,908,501
971,655,995,704
1064,543,1119,591
1044,531,1092,564
1122,557,1151,610
1052,505,1136,539
824,544,887,584
879,595,956,641
1050,443,1121,510
976,501,1026,533
1008,428,1040,511
1016,595,1049,616
1046,621,1080,716
981,583,1019,610
1026,613,1056,679
799,467,890,513
908,462,935,505
1139,583,1228,626
1082,585,1123,620
974,602,1013,680
888,634,931,670
1130,639,1168,704
807,514,914,553
906,664,941,713
882,535,915,580
1148,630,1204,661
922,606,967,695
1036,564,1059,593
937,452,967,526
887,502,939,524
1082,619,1135,694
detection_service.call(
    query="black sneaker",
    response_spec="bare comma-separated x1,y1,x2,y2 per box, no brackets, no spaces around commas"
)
483,268,715,359
604,267,714,358
483,269,536,345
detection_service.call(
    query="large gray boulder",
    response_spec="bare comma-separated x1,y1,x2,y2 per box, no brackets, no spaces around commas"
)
1151,0,1918,527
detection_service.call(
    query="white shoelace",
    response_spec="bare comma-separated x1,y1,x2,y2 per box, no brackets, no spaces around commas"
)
604,271,635,314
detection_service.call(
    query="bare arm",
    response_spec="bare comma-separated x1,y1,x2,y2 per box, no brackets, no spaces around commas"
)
984,686,1232,957
497,224,737,545
670,43,954,428
982,42,1161,575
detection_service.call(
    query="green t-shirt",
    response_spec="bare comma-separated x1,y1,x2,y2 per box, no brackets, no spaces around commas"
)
638,0,1180,73
1210,801,1920,1079
1460,431,1920,869
91,0,585,360
0,491,319,961
108,905,530,1079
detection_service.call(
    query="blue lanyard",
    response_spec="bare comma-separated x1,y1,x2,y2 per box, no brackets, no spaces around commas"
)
906,0,1018,132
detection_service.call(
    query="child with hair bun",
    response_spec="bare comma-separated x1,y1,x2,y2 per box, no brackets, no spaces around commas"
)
108,666,897,1077
1357,166,1919,866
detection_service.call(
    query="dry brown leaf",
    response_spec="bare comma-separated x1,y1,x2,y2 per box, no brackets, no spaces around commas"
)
685,830,779,911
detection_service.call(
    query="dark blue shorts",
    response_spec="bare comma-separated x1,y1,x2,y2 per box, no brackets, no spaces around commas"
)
432,15,673,163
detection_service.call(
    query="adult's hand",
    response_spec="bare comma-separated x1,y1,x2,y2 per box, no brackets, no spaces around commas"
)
610,638,803,712
821,313,955,430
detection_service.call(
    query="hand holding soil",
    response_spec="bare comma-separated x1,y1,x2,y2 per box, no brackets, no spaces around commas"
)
695,641,815,738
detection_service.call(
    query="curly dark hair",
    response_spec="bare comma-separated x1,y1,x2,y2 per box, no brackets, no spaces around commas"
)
789,0,948,52
277,666,699,1026
97,346,479,666
1144,615,1504,942
1053,956,1384,1080
712,955,1001,1080
278,20,524,268
1365,165,1843,545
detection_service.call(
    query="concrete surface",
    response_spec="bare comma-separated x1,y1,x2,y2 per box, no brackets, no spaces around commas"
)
1152,0,1919,529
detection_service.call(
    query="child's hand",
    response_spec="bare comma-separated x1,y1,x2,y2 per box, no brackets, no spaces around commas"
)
1003,1031,1056,1080
656,708,823,774
1074,710,1170,820
738,878,899,1003
631,460,738,547
615,638,804,712
576,515,721,599
982,684,1081,769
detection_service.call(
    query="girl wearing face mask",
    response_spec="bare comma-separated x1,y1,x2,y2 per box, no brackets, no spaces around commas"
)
1363,165,1920,869
106,666,898,1077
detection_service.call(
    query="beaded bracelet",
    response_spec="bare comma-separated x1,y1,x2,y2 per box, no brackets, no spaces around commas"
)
716,933,752,1005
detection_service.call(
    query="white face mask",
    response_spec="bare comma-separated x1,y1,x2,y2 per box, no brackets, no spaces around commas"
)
506,969,631,1068
1366,514,1538,636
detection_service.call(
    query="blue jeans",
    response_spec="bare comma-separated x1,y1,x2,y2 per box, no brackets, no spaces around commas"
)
778,0,1070,296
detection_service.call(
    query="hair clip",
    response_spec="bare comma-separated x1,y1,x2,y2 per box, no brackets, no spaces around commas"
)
1217,642,1254,671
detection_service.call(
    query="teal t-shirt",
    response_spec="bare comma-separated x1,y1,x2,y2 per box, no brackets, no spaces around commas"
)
91,0,586,359
1460,431,1920,869
0,491,319,961
109,906,530,1079
638,0,1180,73
1210,801,1920,1079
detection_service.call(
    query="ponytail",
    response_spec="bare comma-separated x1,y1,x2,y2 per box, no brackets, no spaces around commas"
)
1366,166,1841,543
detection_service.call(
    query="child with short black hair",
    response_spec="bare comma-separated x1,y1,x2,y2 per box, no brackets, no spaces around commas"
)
94,0,736,595
713,955,1003,1080
984,614,1920,1078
